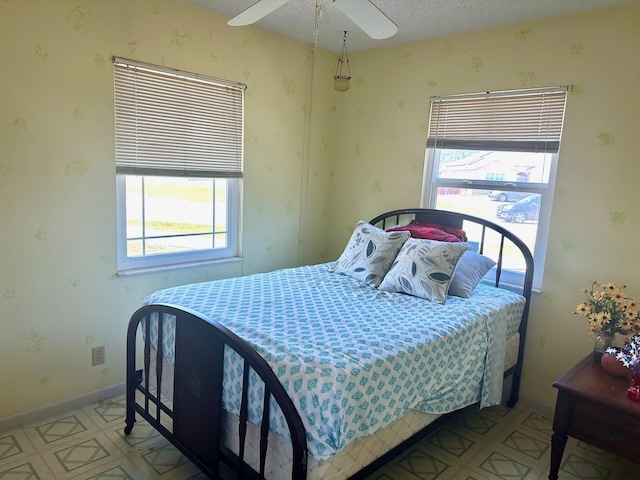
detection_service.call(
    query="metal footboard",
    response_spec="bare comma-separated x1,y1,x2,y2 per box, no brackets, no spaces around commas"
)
125,303,308,479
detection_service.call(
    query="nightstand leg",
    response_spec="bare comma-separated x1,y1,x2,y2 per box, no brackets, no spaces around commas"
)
548,431,568,480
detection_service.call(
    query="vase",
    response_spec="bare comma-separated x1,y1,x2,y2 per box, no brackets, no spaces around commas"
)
593,330,615,363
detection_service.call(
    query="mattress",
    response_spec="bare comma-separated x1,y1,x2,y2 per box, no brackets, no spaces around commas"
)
141,263,525,461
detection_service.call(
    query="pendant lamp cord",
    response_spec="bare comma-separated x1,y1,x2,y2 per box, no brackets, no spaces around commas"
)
336,31,350,78
298,0,322,265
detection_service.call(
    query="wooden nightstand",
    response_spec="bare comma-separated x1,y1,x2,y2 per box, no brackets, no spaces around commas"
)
549,354,640,479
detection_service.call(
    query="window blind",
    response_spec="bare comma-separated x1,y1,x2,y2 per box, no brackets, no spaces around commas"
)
427,86,569,153
113,57,245,178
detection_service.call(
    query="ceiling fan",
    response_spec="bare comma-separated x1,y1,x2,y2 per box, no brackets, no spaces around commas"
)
227,0,398,40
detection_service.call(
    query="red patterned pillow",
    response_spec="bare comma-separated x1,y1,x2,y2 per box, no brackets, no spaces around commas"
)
387,221,462,242
413,221,467,242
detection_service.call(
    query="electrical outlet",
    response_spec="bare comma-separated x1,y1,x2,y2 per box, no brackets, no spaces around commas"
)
92,346,106,366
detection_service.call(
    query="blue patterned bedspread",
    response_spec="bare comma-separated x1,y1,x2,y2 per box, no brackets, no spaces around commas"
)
143,263,525,460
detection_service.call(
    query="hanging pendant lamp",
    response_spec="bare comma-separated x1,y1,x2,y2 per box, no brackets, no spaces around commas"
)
333,31,351,92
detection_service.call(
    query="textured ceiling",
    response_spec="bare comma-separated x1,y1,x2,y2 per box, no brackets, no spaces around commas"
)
185,0,636,52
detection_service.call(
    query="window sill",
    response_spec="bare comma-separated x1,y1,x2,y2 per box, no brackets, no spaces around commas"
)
116,256,244,277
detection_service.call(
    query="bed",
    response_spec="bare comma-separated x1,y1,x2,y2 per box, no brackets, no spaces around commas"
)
124,208,534,479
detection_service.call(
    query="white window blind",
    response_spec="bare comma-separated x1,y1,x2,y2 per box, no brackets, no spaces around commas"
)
427,87,569,153
113,57,245,178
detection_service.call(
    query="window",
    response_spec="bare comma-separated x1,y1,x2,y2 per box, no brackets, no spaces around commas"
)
485,173,504,181
422,87,569,290
113,57,245,272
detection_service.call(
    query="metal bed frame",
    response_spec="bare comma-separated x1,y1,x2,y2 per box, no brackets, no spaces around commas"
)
124,208,534,480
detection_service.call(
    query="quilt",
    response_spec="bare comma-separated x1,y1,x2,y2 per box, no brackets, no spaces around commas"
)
142,263,525,460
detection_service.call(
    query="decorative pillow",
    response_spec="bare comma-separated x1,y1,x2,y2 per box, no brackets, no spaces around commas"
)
411,220,468,242
379,238,468,304
398,219,467,242
387,222,461,243
448,251,497,298
330,221,410,287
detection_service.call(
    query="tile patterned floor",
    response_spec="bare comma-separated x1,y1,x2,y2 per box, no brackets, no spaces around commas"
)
0,396,637,479
365,402,638,480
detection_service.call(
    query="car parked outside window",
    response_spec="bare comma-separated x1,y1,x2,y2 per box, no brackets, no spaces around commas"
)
488,190,533,202
496,194,541,223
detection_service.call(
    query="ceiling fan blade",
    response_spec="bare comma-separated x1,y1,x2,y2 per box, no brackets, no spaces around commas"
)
227,0,291,26
333,0,398,39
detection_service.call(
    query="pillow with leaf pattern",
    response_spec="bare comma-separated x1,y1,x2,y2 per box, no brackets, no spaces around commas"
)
379,238,468,304
330,221,410,287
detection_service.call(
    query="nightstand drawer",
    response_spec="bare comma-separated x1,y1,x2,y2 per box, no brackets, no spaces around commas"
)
571,399,640,454
574,398,640,430
571,415,637,446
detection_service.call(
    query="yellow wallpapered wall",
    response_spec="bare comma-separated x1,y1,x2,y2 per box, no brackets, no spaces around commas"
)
0,0,335,419
1,0,639,420
327,4,640,407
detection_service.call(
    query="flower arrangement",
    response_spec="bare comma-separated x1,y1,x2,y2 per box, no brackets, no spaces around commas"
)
574,281,640,336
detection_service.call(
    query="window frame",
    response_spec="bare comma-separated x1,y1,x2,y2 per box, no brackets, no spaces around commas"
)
113,57,245,274
422,150,557,291
421,86,569,291
115,175,241,273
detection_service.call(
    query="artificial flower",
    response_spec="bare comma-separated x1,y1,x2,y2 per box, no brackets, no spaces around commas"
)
574,281,640,336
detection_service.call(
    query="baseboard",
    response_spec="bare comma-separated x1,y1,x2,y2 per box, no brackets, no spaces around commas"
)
0,383,125,433
518,394,555,418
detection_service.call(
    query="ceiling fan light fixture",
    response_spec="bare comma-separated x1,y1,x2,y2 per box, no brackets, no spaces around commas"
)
333,31,351,92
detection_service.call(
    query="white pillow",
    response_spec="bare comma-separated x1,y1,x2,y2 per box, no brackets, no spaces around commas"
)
330,221,410,287
379,238,468,304
448,251,496,298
